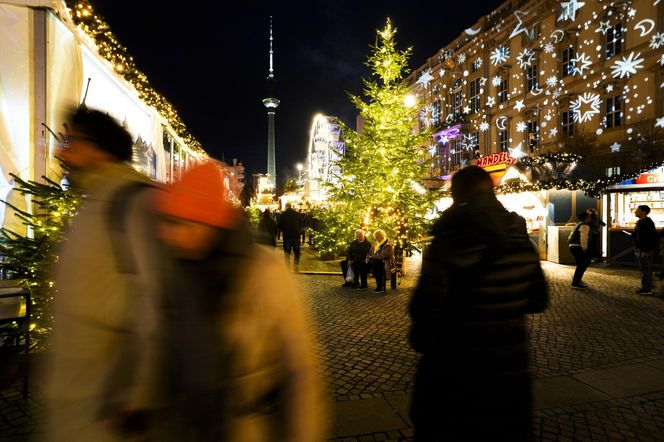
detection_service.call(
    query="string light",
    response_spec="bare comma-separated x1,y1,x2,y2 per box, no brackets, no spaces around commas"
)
66,1,205,154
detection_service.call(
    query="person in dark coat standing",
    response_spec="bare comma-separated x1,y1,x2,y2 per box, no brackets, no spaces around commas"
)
340,229,372,289
257,209,277,247
408,166,548,442
633,205,658,295
278,203,303,271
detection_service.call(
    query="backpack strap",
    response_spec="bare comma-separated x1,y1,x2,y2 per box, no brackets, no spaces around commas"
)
106,181,154,273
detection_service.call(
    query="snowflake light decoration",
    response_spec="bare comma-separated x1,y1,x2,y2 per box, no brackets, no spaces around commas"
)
571,53,592,76
650,32,664,49
611,52,644,78
457,53,467,64
571,92,602,123
490,46,510,65
479,122,490,132
656,117,664,129
492,76,502,87
474,58,483,69
516,49,535,69
558,0,585,22
516,121,527,132
544,43,555,53
416,68,434,89
546,76,559,88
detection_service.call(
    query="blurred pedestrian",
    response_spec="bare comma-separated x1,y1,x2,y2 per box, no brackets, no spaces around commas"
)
586,208,606,262
633,205,657,295
257,209,277,246
340,229,372,289
366,229,395,294
568,211,592,289
45,106,160,440
408,166,548,442
278,203,303,272
153,160,327,441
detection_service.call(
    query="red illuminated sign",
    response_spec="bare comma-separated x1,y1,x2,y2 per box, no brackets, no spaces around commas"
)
477,152,517,169
635,173,664,185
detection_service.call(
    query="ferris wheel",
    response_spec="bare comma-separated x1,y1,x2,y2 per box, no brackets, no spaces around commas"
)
305,114,345,200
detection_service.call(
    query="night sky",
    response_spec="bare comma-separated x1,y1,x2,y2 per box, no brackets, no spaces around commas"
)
92,0,505,186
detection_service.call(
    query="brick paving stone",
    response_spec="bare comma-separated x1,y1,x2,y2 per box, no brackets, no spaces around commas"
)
2,252,664,441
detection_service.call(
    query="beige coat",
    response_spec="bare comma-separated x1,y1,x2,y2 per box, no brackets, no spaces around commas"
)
44,163,160,441
213,246,327,442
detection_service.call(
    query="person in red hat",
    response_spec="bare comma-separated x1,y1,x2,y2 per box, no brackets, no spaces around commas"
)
151,159,327,441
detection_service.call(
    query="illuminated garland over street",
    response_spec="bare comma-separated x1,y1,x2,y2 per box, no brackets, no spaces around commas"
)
65,1,204,154
517,152,584,167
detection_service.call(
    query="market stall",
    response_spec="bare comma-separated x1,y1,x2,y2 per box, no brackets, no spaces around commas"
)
604,167,664,266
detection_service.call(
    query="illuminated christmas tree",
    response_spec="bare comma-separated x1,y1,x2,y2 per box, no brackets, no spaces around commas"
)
0,174,79,347
313,19,439,257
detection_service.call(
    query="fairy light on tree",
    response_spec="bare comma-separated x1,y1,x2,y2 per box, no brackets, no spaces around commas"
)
0,175,80,347
311,19,440,257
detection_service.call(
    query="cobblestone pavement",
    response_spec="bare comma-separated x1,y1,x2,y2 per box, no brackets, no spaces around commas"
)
2,255,664,441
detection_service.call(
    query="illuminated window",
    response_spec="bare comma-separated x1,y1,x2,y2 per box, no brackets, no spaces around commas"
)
561,45,575,77
452,90,463,117
469,77,481,114
604,95,622,128
499,129,509,152
562,109,574,139
432,100,441,128
498,77,509,103
451,139,463,169
526,65,539,92
527,119,539,151
605,24,623,59
606,166,621,177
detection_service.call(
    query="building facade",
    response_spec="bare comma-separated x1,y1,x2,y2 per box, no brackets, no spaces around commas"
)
305,114,345,202
408,0,663,179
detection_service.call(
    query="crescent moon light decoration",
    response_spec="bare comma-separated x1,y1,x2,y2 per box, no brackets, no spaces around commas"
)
496,116,508,130
634,19,655,37
550,29,565,43
465,26,481,36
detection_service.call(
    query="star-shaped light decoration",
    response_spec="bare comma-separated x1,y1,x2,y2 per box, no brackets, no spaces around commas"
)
611,52,644,78
479,121,490,132
509,142,528,160
479,77,488,86
650,32,664,50
463,106,471,114
558,0,585,21
549,127,559,138
627,8,636,18
655,117,664,128
571,92,602,123
516,121,527,132
514,99,525,112
606,84,614,93
571,53,592,76
610,142,621,153
516,49,535,69
595,21,611,34
416,68,435,89
509,10,530,39
461,134,478,150
486,96,496,107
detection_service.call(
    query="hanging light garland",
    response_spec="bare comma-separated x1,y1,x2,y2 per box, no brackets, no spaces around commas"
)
65,1,204,155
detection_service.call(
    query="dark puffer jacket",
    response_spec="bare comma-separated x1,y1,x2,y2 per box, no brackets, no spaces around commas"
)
409,194,548,442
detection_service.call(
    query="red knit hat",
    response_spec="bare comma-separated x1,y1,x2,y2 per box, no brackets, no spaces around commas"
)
155,159,237,228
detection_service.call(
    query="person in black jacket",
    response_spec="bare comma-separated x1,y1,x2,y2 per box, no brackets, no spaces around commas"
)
278,203,303,271
340,229,372,289
633,205,657,295
408,166,548,442
256,209,277,247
